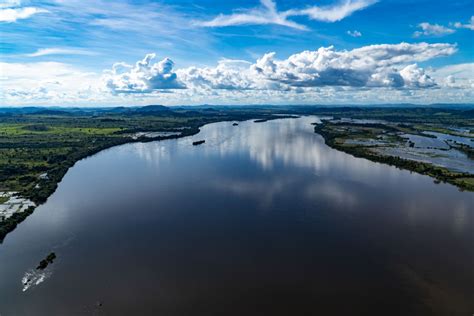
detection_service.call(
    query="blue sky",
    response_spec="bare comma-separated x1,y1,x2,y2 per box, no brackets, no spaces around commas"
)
0,0,473,106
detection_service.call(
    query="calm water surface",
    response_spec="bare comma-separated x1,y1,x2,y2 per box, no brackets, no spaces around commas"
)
0,117,473,315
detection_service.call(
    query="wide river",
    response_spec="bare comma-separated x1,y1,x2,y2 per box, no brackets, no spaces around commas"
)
1,117,473,315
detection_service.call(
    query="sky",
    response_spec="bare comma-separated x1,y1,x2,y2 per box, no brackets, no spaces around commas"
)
0,0,473,107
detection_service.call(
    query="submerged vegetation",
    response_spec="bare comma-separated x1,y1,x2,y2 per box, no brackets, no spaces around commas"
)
0,105,472,242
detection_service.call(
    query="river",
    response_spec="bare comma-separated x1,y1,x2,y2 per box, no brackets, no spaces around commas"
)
0,116,472,315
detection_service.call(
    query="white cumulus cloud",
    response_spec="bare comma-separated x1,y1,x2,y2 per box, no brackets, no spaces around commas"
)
178,59,255,90
0,0,48,23
413,22,455,37
429,63,474,89
2,43,471,106
163,42,457,91
399,64,436,88
454,16,474,31
249,43,455,89
347,30,362,37
103,53,185,94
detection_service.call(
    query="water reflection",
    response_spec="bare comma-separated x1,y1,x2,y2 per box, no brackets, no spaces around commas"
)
0,116,472,316
133,116,410,186
304,179,360,209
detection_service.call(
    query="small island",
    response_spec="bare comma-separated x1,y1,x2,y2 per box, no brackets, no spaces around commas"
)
193,140,206,146
37,252,57,270
233,123,239,126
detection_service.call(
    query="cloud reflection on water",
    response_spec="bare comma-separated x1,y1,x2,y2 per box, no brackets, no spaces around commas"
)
130,116,473,234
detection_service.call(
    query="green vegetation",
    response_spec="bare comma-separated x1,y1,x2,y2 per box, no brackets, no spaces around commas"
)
314,119,474,191
0,206,35,242
304,107,473,132
453,143,474,159
452,177,474,190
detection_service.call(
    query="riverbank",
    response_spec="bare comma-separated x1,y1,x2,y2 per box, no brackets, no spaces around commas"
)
1,105,472,242
1,113,472,315
0,107,296,242
313,121,474,191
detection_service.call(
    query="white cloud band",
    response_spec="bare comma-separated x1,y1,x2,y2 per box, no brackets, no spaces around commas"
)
199,0,377,30
2,42,471,106
176,42,456,91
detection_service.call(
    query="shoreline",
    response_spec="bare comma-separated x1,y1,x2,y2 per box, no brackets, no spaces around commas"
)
1,109,472,243
0,114,296,243
313,123,474,192
0,127,202,243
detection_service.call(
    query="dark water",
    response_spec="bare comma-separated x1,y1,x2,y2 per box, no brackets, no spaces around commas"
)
0,117,473,316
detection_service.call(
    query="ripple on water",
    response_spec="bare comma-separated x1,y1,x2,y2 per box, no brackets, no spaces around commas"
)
21,269,52,292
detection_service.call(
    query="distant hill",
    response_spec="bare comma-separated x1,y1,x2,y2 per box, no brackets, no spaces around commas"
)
136,105,171,112
0,103,472,116
0,105,175,116
33,109,69,115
